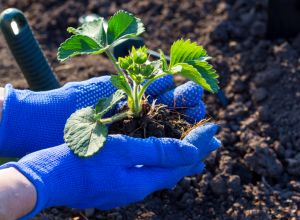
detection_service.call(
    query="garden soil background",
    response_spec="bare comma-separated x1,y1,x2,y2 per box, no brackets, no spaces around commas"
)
0,0,300,219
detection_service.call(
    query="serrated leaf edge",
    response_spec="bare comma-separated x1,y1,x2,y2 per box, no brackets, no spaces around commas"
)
57,35,107,61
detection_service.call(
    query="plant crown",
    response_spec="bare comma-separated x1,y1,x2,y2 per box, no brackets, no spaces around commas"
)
58,10,219,157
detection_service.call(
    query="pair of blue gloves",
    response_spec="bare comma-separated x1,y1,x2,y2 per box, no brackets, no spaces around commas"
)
0,75,220,219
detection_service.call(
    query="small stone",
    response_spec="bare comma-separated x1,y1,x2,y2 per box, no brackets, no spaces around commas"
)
228,175,241,193
241,117,257,129
229,41,238,48
273,141,285,157
219,155,234,173
199,172,212,192
250,21,266,37
254,67,282,87
285,149,295,158
210,174,227,194
210,22,231,42
240,10,255,26
253,88,268,102
281,191,294,199
179,178,191,190
140,212,155,218
225,102,248,120
245,209,271,219
286,158,300,176
85,208,95,217
180,19,193,33
273,42,298,62
257,106,270,121
244,146,283,178
232,80,247,93
216,2,228,14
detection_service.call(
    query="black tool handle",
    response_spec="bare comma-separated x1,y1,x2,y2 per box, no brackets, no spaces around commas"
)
0,8,60,91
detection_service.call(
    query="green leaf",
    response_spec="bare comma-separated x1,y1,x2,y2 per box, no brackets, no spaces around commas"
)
67,27,77,34
58,35,107,61
188,60,219,93
111,75,132,97
107,10,145,44
96,90,126,116
171,63,199,83
67,18,106,46
173,62,219,93
170,39,207,67
159,49,168,71
64,107,108,157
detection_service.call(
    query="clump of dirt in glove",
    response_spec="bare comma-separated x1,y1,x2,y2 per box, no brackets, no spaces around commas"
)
109,102,193,139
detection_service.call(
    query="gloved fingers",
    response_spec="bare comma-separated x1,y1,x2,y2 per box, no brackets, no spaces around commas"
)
183,123,221,160
200,137,221,161
179,101,206,124
63,75,112,90
144,75,175,96
77,163,205,211
156,81,204,108
128,162,205,193
74,76,117,109
185,162,206,177
110,135,200,167
92,163,204,210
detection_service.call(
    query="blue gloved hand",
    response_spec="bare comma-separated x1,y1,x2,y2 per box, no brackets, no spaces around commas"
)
0,123,220,220
146,75,205,123
0,75,205,157
0,76,116,157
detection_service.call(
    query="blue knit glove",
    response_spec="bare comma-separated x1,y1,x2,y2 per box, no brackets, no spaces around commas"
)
0,123,220,220
0,75,205,157
0,76,116,157
146,75,205,123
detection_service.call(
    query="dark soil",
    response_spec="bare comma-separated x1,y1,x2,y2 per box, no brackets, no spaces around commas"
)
0,0,300,219
109,102,191,139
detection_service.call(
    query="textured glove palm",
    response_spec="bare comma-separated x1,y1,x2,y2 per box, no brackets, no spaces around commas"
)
0,123,220,220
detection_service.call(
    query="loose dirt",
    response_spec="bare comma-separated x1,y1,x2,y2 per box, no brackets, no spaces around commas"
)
109,102,191,139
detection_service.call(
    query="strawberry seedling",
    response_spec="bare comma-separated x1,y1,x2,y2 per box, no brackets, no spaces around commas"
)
58,10,219,157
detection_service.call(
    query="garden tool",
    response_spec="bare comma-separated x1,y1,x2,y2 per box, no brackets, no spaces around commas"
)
0,8,60,91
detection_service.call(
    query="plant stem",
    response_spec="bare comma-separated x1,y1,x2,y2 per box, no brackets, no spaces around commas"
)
138,72,169,101
99,111,132,124
106,49,124,76
105,48,133,95
132,82,142,116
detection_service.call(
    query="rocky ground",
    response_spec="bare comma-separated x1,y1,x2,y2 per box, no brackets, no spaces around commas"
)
0,0,299,219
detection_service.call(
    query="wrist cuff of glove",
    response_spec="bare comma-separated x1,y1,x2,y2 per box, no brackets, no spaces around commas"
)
0,83,75,157
0,162,47,220
0,84,18,156
0,84,72,157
